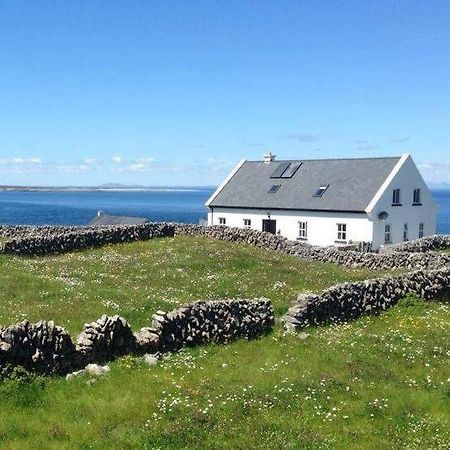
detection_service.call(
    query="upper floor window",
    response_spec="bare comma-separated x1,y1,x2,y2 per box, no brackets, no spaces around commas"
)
419,222,424,238
413,188,421,205
219,217,226,225
392,188,401,205
298,221,308,239
403,223,408,241
384,224,391,244
243,219,251,227
336,223,347,241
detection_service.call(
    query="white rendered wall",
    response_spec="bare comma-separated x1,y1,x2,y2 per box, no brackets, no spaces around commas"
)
207,208,373,247
368,155,438,249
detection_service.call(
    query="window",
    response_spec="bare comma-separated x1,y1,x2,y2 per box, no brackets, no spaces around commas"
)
419,222,424,238
403,223,408,241
413,188,421,205
219,217,226,225
336,223,347,241
268,184,281,193
384,224,391,243
243,219,251,227
314,185,329,197
298,221,307,239
392,188,401,205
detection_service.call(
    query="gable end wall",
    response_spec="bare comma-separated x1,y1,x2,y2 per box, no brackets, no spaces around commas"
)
369,155,437,249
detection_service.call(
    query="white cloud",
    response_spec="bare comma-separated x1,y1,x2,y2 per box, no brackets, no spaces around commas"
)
417,160,450,185
126,162,145,172
136,157,155,163
0,155,238,181
9,157,42,164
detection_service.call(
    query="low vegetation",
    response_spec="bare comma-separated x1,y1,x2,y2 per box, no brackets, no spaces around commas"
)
0,237,448,449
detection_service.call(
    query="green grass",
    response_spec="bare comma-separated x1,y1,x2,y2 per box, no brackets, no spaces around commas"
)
0,236,448,449
0,236,383,333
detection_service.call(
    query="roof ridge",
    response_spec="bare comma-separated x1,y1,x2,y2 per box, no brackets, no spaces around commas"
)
245,156,402,163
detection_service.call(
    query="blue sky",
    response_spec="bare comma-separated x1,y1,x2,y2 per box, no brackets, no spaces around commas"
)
0,1,449,186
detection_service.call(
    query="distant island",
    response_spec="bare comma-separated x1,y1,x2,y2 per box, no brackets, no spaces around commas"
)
0,184,216,192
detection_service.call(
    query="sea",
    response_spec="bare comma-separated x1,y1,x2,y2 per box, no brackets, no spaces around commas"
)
0,188,449,234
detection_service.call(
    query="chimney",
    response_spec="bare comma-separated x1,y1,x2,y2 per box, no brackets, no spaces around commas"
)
97,210,104,217
263,152,276,163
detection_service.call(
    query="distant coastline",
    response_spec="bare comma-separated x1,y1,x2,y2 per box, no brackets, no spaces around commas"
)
0,185,216,193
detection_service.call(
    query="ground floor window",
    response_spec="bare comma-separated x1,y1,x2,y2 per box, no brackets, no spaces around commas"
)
384,224,391,243
243,218,251,227
336,223,347,241
419,222,424,238
403,223,408,241
219,217,226,225
298,221,307,239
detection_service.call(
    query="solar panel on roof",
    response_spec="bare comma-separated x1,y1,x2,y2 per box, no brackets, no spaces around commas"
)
270,162,291,178
280,162,302,178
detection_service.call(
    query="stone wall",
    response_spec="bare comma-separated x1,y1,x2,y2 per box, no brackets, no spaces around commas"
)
381,234,450,253
0,298,274,375
0,225,82,240
282,267,450,331
0,223,174,256
174,224,450,270
0,223,449,271
152,299,274,352
0,320,75,374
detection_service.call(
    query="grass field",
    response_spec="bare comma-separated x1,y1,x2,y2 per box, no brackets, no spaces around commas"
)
0,237,448,449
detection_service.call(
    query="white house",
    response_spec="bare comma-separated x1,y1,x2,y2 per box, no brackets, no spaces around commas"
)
205,153,437,250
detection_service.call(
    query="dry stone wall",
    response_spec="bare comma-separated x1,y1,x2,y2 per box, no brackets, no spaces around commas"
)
0,223,174,256
381,235,450,253
0,298,274,375
174,225,450,270
0,320,75,373
0,223,449,271
152,299,275,352
282,267,450,331
0,223,448,352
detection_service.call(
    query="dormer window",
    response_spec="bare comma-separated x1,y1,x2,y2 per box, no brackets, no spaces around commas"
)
392,188,401,206
314,185,329,197
413,188,421,205
268,184,281,193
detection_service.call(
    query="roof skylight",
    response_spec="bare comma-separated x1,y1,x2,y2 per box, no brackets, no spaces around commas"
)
313,185,329,197
268,184,281,193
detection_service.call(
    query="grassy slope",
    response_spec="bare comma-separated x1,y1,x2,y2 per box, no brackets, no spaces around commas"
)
0,236,382,332
0,237,448,449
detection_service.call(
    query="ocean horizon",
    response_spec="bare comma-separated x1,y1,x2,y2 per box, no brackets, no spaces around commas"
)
0,187,449,234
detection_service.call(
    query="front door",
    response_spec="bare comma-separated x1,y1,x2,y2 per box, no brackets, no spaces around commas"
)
262,219,276,234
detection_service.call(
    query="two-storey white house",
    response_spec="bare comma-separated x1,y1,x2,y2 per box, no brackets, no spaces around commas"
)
205,153,437,250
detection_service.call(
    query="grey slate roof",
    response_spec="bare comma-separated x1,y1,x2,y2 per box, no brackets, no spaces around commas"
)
208,157,401,212
89,213,150,226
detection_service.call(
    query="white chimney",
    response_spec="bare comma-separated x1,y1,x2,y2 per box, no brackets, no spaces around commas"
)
264,152,276,163
97,210,104,217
